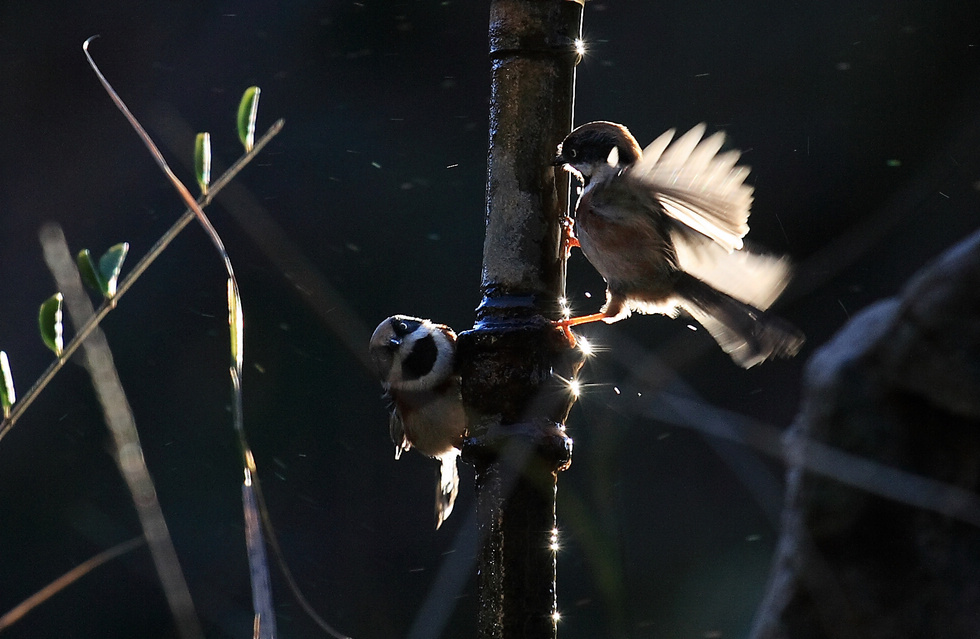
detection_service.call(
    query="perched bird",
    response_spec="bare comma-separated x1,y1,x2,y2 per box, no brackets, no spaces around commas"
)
553,121,804,368
369,315,466,528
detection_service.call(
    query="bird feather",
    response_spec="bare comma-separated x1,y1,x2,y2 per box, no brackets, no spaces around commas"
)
630,124,753,252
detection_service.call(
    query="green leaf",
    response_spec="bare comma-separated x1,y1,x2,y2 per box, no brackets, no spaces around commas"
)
194,132,211,194
98,242,129,299
39,293,64,357
237,86,260,152
0,351,15,419
77,248,105,294
228,279,243,370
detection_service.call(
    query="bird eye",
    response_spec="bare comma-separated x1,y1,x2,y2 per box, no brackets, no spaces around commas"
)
390,317,422,338
569,148,578,158
392,320,411,337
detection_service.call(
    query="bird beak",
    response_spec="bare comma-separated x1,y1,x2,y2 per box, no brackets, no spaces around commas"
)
387,337,401,349
551,153,568,167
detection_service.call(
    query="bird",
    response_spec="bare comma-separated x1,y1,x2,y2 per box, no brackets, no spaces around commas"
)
553,121,804,368
369,315,467,528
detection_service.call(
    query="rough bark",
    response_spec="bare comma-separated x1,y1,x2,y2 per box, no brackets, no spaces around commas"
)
753,229,980,638
457,1,584,638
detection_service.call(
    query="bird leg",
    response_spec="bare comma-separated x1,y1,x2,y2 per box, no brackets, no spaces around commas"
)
553,312,609,347
556,312,608,328
556,214,586,345
560,214,580,258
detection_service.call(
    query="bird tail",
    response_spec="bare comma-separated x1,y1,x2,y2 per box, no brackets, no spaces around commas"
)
435,451,460,529
674,274,805,368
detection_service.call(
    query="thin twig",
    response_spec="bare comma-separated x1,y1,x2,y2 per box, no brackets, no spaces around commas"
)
78,36,278,639
0,36,349,639
82,37,235,279
0,536,145,631
247,465,354,639
0,117,283,443
609,330,980,528
41,224,204,639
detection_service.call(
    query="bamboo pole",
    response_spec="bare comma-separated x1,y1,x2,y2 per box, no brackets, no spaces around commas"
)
457,2,584,637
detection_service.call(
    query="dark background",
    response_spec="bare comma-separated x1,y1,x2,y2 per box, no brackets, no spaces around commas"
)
1,1,978,637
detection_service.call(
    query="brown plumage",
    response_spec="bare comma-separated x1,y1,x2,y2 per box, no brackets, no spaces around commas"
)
554,121,804,367
369,315,466,528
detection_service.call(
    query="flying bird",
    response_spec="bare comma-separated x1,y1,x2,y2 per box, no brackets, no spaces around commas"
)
553,121,804,367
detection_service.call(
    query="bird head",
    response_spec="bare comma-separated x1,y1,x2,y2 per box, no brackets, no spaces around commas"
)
368,315,457,392
553,121,643,183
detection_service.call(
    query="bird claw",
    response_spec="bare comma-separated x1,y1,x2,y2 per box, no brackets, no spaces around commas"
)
560,215,580,257
554,321,577,347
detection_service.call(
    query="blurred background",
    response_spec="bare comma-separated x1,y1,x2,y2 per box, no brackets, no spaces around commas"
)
0,1,978,637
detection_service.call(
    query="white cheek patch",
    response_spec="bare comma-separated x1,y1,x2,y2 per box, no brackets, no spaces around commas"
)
606,145,620,167
390,322,455,392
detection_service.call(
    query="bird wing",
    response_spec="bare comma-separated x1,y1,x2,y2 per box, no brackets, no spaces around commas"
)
389,410,412,460
628,123,753,253
670,226,793,310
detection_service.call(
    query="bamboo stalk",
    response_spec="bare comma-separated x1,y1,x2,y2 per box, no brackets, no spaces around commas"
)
458,2,585,637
